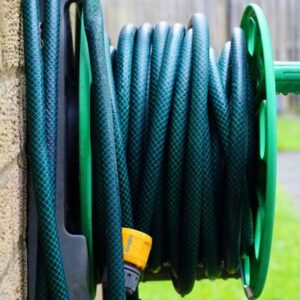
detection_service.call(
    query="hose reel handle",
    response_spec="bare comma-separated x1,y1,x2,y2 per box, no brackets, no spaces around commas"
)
274,61,300,95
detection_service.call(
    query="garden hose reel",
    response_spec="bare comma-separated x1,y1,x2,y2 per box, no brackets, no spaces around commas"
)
79,4,279,298
25,1,300,300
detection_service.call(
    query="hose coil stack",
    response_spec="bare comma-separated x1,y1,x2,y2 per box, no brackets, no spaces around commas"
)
24,0,277,299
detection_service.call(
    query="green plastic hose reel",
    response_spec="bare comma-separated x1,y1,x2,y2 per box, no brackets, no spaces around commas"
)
79,14,96,299
78,3,300,299
240,3,300,298
239,4,277,299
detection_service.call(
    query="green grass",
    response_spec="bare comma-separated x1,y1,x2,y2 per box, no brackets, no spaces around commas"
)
139,188,300,299
277,115,300,151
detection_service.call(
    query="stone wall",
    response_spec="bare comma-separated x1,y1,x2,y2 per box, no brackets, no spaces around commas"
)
0,0,27,299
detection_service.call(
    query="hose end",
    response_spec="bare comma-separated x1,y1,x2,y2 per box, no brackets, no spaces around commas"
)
103,228,152,294
122,228,152,293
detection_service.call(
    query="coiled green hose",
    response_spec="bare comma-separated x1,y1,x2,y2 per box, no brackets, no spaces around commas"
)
24,0,257,299
84,0,256,298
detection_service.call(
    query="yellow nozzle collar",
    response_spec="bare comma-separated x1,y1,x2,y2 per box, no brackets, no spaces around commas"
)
122,228,152,271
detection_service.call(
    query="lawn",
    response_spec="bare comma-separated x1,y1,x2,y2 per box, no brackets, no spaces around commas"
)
277,115,300,151
139,189,300,300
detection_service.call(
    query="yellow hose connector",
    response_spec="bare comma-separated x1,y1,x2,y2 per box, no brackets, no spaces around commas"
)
122,227,152,270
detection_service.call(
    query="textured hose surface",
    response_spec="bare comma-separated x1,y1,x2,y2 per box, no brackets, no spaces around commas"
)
83,1,255,297
23,0,69,299
83,1,127,299
24,0,256,298
36,0,61,297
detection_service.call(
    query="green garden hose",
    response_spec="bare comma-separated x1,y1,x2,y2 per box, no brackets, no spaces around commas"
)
23,0,69,299
24,0,279,299
82,0,255,298
36,0,61,298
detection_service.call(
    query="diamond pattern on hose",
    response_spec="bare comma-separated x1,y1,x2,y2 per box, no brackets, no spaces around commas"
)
24,0,256,298
23,0,69,298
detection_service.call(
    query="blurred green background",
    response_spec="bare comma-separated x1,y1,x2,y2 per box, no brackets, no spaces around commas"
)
100,0,300,298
